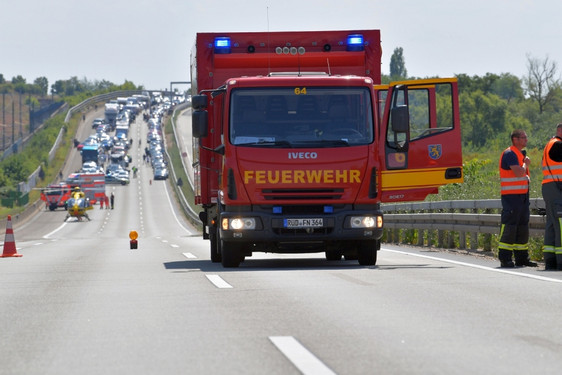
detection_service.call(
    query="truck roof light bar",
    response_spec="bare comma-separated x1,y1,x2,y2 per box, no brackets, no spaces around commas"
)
214,37,231,54
346,34,364,52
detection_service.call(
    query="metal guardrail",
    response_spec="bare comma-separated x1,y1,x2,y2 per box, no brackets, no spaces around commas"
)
167,102,200,225
382,198,546,250
64,90,145,122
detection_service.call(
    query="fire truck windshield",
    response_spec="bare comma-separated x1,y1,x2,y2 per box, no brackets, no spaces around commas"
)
230,87,373,148
44,189,65,196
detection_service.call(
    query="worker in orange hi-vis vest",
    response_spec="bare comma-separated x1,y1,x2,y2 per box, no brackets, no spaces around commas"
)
541,123,562,270
498,129,537,268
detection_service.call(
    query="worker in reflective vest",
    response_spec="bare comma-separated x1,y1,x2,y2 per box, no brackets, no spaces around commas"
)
498,129,536,268
541,123,562,270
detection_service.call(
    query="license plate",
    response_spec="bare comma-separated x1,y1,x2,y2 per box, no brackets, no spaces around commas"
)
284,218,323,228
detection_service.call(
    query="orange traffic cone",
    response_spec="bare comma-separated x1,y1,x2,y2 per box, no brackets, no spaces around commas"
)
1,215,22,258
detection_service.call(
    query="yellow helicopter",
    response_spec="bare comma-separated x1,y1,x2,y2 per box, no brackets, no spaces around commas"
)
65,187,93,221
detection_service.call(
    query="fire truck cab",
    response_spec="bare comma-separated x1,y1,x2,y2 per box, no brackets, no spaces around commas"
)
191,30,463,267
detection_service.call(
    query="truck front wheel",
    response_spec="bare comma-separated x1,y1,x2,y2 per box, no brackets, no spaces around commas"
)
357,239,379,266
209,226,222,263
221,241,243,268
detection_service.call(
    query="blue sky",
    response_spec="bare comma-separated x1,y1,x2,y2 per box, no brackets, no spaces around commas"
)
1,0,561,90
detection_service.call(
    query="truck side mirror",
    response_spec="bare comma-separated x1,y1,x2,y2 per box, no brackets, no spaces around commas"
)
192,110,208,138
192,95,208,110
391,105,409,133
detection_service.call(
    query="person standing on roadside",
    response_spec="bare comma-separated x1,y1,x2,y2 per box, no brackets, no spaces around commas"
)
110,192,115,210
498,129,537,268
541,123,562,270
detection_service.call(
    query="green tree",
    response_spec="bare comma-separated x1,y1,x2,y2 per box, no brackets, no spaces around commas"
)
389,47,407,80
492,73,524,103
2,155,29,183
460,90,507,148
11,75,26,85
51,80,65,96
457,73,501,95
0,168,7,187
64,76,82,96
34,77,49,96
119,80,137,91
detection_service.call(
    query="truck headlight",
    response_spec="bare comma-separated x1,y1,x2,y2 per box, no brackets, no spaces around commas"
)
350,216,382,228
222,217,256,230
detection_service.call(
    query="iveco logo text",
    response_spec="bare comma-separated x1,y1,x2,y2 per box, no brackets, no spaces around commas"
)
289,152,318,159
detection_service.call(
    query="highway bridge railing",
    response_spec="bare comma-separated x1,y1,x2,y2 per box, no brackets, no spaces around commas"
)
382,198,546,251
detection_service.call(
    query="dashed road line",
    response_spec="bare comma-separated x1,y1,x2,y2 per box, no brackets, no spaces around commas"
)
205,274,233,288
269,336,336,375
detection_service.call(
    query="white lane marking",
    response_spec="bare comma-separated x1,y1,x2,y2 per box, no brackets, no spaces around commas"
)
170,244,180,248
163,179,192,234
43,222,67,239
269,336,336,375
205,274,233,289
382,248,562,284
182,252,196,258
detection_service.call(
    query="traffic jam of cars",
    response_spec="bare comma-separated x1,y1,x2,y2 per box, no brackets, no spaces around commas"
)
40,92,185,214
77,93,177,183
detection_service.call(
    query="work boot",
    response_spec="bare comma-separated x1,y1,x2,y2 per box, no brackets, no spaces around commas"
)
544,252,557,271
515,251,538,267
557,254,562,271
500,260,515,268
499,249,514,268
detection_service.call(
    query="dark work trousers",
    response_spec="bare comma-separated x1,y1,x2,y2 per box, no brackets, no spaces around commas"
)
542,182,562,269
498,194,530,264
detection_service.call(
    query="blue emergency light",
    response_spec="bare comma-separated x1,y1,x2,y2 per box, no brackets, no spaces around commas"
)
214,37,231,54
346,34,364,52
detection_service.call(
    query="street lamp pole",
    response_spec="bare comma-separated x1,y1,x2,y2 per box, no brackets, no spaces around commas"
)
19,92,23,138
12,94,15,145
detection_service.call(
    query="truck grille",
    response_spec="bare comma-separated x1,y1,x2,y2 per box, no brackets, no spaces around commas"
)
261,188,344,201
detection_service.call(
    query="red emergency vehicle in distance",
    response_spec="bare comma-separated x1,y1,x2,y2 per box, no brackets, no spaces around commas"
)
190,30,463,268
65,172,105,204
40,183,73,211
40,172,105,211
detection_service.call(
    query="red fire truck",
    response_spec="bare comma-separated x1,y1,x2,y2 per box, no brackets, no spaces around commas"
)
190,30,463,267
40,183,73,211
